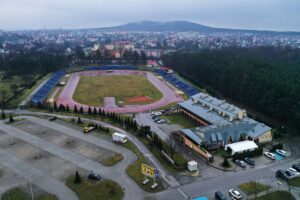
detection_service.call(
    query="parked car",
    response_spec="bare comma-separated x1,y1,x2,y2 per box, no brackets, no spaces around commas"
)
264,152,276,160
88,171,101,180
49,116,57,121
154,117,161,123
235,160,246,168
292,164,300,172
215,191,227,200
229,189,242,199
156,119,167,124
244,157,255,166
276,149,287,157
285,170,297,179
150,111,162,116
152,115,160,120
276,170,290,180
286,168,300,176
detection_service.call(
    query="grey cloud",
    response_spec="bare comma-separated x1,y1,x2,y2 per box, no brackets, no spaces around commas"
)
0,0,299,31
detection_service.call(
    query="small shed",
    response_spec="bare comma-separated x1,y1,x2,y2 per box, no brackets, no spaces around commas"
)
187,160,198,172
225,140,258,156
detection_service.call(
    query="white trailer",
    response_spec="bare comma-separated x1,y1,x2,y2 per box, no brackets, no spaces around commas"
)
112,132,128,144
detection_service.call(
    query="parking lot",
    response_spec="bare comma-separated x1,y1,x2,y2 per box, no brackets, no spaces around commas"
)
12,119,115,164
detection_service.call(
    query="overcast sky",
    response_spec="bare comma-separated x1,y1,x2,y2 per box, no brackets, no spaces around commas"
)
1,0,300,31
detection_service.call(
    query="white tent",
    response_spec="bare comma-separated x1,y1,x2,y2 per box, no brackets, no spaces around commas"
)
225,140,258,156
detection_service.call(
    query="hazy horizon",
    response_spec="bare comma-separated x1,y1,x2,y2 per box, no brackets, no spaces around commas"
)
1,0,300,31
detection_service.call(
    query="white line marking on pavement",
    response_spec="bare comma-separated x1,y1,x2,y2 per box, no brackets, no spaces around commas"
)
176,188,189,199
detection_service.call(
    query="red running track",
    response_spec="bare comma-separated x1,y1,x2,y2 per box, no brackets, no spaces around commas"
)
56,70,183,113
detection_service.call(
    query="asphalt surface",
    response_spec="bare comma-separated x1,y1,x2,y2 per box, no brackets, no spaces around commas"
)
0,119,146,200
19,111,180,188
135,113,169,141
3,110,300,200
0,148,79,200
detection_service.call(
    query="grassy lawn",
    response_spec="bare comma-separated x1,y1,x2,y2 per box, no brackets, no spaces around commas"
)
219,148,232,158
288,177,300,187
36,194,58,200
239,181,269,195
124,141,164,192
139,137,186,173
256,191,295,200
0,73,25,98
2,188,58,200
66,176,123,200
8,74,49,107
102,153,124,166
162,113,196,128
73,75,162,106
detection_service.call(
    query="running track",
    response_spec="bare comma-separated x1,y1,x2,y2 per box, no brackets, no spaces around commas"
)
56,70,183,113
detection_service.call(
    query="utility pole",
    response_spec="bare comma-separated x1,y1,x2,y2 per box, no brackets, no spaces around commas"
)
28,174,34,200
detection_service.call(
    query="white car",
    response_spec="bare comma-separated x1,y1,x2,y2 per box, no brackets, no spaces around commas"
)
156,119,167,124
276,149,287,157
229,189,242,199
286,168,300,176
150,111,162,116
264,152,276,160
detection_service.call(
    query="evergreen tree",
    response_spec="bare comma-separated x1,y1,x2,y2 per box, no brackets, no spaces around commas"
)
74,170,82,184
222,158,230,168
79,106,84,114
98,108,102,116
53,102,57,111
9,114,14,122
74,104,78,113
77,117,82,124
58,104,63,111
88,106,92,115
93,107,97,115
1,110,6,119
66,104,70,112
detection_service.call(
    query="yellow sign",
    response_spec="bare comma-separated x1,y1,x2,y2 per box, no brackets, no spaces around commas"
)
141,163,155,178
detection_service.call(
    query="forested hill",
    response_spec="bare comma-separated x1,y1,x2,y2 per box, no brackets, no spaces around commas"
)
163,47,300,130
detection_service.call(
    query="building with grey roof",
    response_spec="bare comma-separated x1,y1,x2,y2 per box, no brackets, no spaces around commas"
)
178,92,272,151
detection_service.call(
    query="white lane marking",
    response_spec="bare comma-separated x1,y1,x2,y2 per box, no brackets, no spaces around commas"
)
176,188,189,199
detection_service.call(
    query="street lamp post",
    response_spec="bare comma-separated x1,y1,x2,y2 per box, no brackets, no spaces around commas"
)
28,174,34,200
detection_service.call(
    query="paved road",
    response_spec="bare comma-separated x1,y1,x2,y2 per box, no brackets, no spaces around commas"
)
0,120,146,200
0,148,79,200
135,113,169,141
155,156,300,199
17,111,180,188
6,110,300,200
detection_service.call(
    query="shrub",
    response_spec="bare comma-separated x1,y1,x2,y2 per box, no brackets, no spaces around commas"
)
74,171,82,184
222,158,230,168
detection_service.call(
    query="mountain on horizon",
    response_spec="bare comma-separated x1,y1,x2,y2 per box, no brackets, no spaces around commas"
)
97,20,299,35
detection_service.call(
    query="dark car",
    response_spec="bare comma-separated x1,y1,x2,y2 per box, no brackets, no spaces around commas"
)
215,191,227,200
276,170,289,180
152,115,160,120
154,117,161,122
88,171,101,180
49,116,57,121
235,160,246,168
292,164,300,172
244,157,255,166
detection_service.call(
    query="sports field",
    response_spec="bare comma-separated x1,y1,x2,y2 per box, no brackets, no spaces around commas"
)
73,75,163,107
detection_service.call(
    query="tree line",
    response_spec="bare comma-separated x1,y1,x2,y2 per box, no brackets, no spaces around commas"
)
0,52,69,77
163,47,300,132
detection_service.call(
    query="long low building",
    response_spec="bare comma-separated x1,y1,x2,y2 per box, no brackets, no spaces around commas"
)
178,92,272,152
